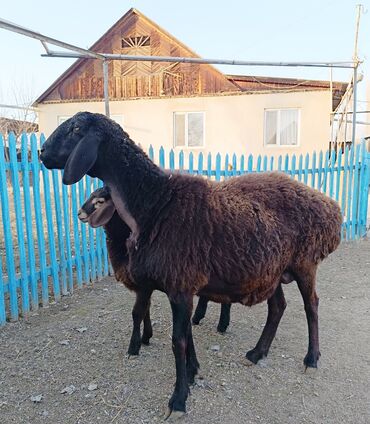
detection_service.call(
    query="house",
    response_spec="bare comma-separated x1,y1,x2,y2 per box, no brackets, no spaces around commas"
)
35,8,347,159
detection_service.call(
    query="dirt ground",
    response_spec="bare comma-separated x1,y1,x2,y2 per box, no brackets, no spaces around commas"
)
1,240,370,424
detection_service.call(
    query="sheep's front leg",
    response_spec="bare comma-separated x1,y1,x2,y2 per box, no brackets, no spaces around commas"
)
186,324,199,384
127,289,153,357
165,294,193,419
141,307,153,345
217,303,231,333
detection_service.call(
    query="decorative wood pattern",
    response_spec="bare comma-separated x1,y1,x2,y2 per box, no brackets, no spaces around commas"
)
39,9,237,103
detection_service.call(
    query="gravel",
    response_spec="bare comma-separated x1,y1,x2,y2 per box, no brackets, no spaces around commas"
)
0,240,369,423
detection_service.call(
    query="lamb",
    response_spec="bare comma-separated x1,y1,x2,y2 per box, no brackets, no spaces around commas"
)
78,186,232,357
40,112,342,419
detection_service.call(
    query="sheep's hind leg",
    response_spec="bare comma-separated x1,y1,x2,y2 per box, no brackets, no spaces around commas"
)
246,284,286,364
296,269,320,369
127,290,153,357
165,294,193,419
217,303,231,333
192,296,208,325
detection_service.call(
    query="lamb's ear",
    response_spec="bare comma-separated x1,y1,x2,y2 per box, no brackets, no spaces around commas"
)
88,200,116,228
63,131,102,185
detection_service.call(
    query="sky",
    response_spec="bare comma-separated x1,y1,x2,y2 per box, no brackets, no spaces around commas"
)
0,0,369,116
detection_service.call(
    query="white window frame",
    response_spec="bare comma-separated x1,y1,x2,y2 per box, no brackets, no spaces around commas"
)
110,114,124,129
264,108,300,147
57,115,72,125
173,112,205,148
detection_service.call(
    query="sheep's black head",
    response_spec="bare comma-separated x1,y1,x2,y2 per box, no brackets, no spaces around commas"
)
40,111,108,185
78,186,116,228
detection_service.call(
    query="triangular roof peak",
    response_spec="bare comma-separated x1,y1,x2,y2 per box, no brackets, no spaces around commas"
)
35,8,236,104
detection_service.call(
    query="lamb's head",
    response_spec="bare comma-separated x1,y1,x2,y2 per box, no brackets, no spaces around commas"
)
40,111,121,185
78,186,116,228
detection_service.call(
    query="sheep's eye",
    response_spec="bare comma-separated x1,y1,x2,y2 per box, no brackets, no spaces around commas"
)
73,127,80,133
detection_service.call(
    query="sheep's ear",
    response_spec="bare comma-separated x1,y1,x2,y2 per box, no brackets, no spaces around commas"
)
88,200,116,228
63,131,101,185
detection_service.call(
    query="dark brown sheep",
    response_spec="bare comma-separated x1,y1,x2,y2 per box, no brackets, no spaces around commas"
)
78,186,232,356
40,112,342,419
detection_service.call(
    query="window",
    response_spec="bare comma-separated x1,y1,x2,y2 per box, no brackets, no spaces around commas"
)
174,112,205,148
58,116,71,125
110,114,124,128
264,109,300,146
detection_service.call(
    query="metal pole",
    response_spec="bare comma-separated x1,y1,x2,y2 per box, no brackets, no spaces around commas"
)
352,66,358,144
351,4,363,145
0,18,104,59
41,51,356,69
103,60,110,117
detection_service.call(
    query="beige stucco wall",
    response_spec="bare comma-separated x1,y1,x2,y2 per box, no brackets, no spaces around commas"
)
38,90,331,164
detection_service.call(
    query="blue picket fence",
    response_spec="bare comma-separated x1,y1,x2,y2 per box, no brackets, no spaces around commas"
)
0,133,369,325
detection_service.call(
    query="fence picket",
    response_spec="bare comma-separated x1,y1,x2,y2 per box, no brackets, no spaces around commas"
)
0,253,5,325
215,153,221,181
329,149,336,199
198,152,203,176
298,154,303,182
31,134,49,307
85,176,97,281
247,154,253,173
9,133,30,314
291,155,296,180
311,152,316,188
358,144,370,237
351,144,361,240
93,178,102,279
62,182,74,293
78,179,90,283
71,184,83,286
346,146,355,240
335,148,342,202
240,155,245,174
0,134,18,320
21,134,38,309
40,134,60,301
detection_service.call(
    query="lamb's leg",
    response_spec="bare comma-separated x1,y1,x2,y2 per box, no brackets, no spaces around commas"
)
296,270,320,369
186,324,199,384
217,303,231,333
127,289,153,356
246,284,286,364
192,296,208,325
141,306,153,345
165,294,193,418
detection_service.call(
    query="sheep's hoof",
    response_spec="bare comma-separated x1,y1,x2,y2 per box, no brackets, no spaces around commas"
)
303,350,320,369
304,365,318,374
245,348,265,365
125,353,139,360
241,358,254,367
163,408,186,421
217,324,228,334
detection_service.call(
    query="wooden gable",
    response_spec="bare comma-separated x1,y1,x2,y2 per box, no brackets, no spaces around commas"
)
37,8,238,103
